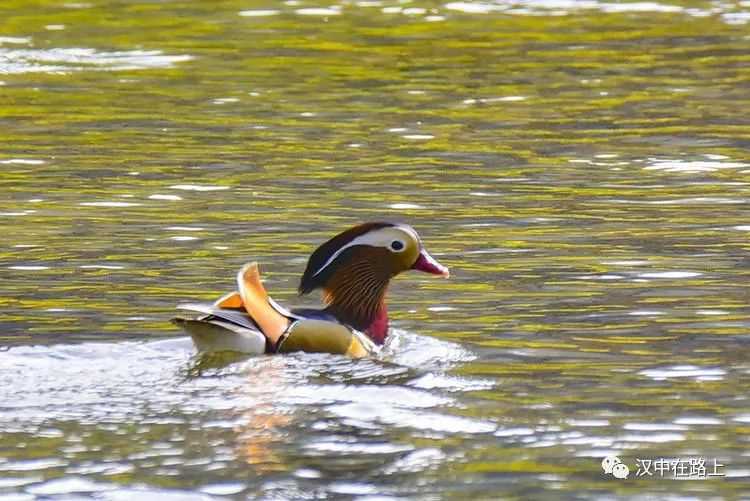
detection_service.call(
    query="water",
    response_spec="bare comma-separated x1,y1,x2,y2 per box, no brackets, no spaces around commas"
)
1,0,749,498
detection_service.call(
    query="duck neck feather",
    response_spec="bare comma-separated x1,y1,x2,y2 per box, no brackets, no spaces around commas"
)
321,255,392,344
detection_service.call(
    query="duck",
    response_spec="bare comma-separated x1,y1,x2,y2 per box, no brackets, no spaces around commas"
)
172,222,450,358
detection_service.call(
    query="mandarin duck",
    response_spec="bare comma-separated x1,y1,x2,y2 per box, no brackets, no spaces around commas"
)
172,222,449,358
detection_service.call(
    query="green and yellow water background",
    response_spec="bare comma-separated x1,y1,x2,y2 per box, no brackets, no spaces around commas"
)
1,0,749,498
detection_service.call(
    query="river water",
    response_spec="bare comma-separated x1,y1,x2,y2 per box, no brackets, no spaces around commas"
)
1,0,749,498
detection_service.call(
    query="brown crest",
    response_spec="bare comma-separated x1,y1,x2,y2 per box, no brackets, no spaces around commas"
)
299,222,394,295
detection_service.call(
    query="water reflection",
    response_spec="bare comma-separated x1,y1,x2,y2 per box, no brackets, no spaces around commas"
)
0,331,489,496
0,47,192,74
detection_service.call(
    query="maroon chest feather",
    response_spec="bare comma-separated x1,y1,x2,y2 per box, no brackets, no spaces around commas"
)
365,303,389,345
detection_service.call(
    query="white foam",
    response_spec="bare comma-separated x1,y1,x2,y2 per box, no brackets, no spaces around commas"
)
149,194,182,201
444,2,500,14
239,9,281,17
0,158,45,164
389,203,423,209
402,134,434,140
80,202,141,207
638,271,702,279
169,184,229,191
296,7,341,15
645,159,748,173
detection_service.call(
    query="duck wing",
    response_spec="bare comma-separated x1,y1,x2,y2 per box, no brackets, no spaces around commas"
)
288,307,338,323
176,302,261,329
173,261,359,356
173,303,267,354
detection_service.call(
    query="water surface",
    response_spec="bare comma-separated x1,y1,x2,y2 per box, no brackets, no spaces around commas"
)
1,0,749,498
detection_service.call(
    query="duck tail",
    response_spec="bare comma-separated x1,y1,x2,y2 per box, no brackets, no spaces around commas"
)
213,291,244,309
236,262,290,347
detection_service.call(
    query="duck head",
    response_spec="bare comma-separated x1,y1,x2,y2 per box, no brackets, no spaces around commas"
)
299,222,449,344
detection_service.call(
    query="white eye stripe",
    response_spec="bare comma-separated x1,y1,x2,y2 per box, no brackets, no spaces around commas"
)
396,224,423,247
311,227,417,277
312,233,376,277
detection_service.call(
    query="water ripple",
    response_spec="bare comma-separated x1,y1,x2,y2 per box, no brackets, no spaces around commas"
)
0,48,192,74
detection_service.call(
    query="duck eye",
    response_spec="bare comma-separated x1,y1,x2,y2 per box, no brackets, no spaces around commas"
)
390,240,405,252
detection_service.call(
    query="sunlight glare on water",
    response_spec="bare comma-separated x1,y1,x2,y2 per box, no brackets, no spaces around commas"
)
0,331,488,498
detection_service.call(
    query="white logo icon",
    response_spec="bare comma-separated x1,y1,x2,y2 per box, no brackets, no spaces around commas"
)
602,455,629,479
602,455,619,474
612,462,630,479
